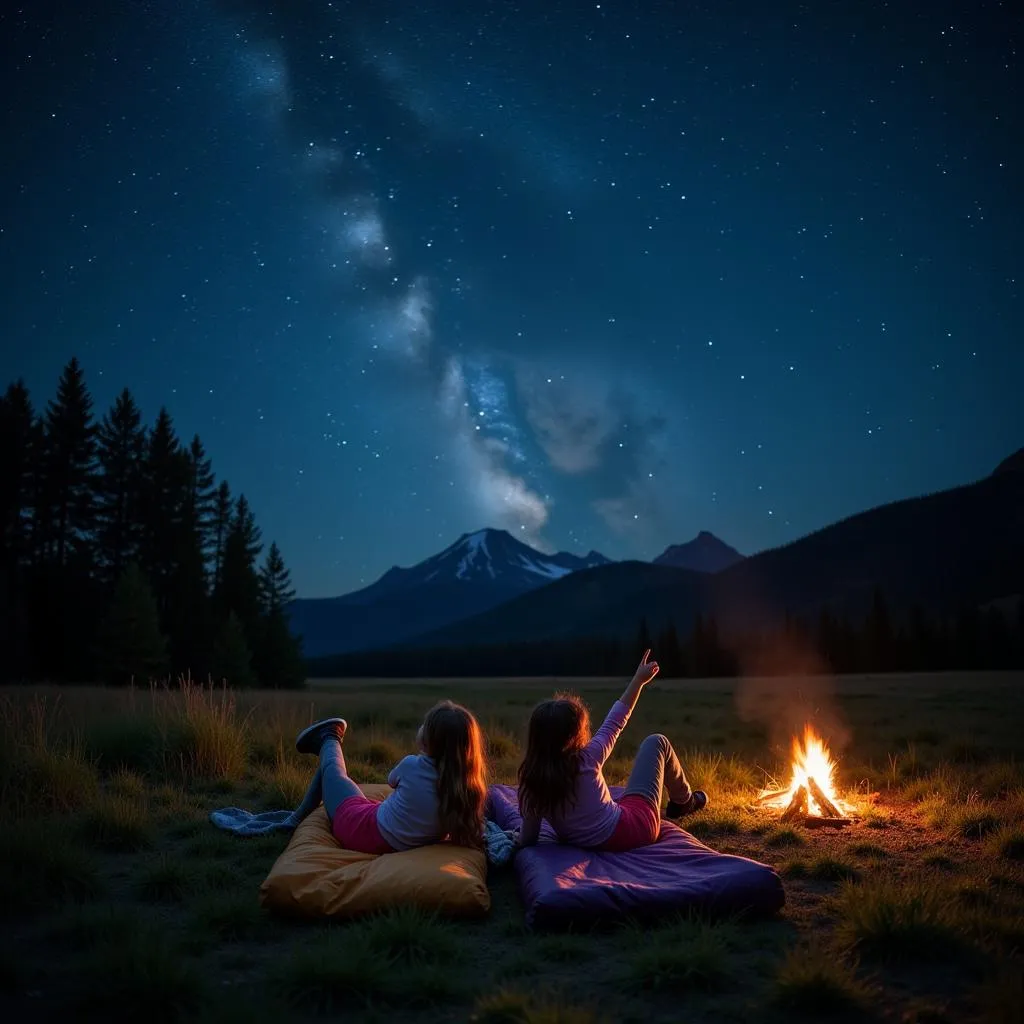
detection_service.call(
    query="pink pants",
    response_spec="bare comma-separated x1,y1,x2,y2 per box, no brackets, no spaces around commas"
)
331,795,395,855
599,794,662,852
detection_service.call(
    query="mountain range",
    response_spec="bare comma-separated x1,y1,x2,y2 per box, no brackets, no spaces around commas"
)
287,529,611,657
292,449,1024,663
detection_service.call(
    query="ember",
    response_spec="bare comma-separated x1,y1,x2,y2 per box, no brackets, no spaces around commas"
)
759,725,854,827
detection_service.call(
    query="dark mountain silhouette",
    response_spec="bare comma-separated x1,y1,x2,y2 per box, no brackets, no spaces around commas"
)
376,461,1024,655
653,531,744,573
287,528,610,657
993,447,1024,476
381,560,707,651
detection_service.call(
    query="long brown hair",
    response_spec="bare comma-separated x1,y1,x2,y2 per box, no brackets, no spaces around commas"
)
517,694,591,820
421,701,487,849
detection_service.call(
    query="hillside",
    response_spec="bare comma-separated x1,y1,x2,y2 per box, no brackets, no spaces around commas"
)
368,464,1024,655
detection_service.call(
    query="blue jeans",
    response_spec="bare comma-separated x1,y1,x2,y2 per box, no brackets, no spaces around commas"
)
293,736,363,822
622,734,692,807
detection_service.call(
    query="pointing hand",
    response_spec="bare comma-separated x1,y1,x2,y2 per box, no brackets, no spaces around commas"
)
632,648,660,686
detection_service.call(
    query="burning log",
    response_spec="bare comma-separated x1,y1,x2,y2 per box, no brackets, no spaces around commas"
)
806,777,843,819
802,815,852,829
780,785,807,823
756,788,790,804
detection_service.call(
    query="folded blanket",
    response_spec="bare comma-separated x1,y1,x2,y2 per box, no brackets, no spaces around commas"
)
485,820,517,866
209,807,301,836
210,805,517,866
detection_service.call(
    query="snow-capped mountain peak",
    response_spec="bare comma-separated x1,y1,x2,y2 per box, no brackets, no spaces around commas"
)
419,528,606,586
287,528,611,657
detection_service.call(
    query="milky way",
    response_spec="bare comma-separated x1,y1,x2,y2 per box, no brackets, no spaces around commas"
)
1,0,1020,594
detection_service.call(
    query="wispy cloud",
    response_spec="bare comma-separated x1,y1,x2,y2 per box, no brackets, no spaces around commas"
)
237,42,291,121
516,367,619,474
515,359,670,539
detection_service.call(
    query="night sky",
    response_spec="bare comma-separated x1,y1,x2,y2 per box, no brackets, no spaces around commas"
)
2,1,1021,598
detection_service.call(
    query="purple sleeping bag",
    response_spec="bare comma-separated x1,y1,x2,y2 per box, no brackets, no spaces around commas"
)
488,784,785,930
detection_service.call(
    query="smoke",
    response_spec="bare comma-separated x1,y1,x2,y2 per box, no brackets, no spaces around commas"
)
732,633,852,764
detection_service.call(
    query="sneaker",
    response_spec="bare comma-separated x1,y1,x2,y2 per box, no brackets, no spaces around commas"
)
295,718,347,755
666,791,708,819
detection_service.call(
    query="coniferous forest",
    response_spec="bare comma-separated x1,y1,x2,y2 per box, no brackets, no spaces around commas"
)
312,590,1024,679
0,358,305,687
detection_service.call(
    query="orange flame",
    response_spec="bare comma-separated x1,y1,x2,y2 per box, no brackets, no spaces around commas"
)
761,725,851,815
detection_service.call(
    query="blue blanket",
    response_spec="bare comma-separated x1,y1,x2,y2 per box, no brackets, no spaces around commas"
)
209,807,302,836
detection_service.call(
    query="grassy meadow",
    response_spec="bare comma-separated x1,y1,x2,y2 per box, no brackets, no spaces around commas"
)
1,671,1023,1023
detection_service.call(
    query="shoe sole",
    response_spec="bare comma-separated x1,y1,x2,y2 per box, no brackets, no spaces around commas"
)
295,717,347,754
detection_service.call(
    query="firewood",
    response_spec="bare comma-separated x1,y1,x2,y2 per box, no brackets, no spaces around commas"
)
757,788,789,804
802,815,851,829
806,776,843,819
780,785,807,822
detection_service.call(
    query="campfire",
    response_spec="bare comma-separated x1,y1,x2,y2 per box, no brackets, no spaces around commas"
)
758,725,855,828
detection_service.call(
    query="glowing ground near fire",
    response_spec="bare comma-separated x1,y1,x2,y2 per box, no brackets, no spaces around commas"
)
1,671,1023,1023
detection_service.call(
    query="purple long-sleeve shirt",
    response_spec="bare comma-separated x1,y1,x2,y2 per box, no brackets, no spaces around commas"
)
519,699,631,848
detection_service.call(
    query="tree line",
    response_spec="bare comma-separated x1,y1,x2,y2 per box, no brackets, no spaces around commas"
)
309,588,1024,678
0,358,305,687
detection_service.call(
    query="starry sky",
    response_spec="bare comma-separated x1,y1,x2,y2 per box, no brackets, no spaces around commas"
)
1,0,1021,598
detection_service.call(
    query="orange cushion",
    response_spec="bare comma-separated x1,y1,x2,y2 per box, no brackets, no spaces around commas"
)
259,783,490,919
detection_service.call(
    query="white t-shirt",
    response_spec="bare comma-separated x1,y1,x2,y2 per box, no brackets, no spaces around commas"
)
375,754,443,851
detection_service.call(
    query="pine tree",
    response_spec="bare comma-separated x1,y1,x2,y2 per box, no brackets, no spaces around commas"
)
185,435,217,578
634,617,652,660
211,610,256,688
690,613,707,676
704,614,725,676
865,587,895,671
24,416,50,569
138,408,187,615
234,494,263,565
95,562,169,686
816,607,835,670
254,542,304,688
656,623,683,678
216,494,264,652
0,381,36,679
94,388,146,587
42,357,97,568
210,481,232,593
259,541,295,613
0,380,35,565
164,446,212,679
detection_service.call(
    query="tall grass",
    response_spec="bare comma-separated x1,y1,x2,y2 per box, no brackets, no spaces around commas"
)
625,917,733,992
834,878,967,962
1,680,253,821
773,947,870,1016
157,678,250,782
0,695,98,818
0,675,1022,1022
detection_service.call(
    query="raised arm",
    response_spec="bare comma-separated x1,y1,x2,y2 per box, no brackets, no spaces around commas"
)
584,650,661,766
619,649,659,715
